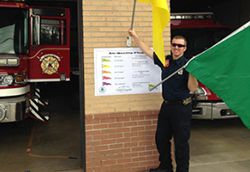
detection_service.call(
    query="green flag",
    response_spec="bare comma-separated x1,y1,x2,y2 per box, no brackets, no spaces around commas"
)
185,21,250,129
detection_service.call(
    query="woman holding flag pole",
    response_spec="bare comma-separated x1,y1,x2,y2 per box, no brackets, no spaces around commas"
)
128,29,198,172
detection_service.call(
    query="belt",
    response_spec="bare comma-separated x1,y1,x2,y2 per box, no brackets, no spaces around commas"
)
165,97,192,105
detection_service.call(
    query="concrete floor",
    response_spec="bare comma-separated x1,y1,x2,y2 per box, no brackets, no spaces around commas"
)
189,118,250,172
190,119,250,172
141,118,250,172
0,75,82,172
1,76,250,172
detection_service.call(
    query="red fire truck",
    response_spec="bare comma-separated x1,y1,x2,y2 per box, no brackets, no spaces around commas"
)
171,12,238,119
0,1,70,123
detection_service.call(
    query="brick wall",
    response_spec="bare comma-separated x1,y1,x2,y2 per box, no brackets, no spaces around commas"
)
83,0,171,171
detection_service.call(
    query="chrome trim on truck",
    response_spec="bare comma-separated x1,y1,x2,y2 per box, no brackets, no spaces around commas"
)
192,102,238,119
0,95,29,122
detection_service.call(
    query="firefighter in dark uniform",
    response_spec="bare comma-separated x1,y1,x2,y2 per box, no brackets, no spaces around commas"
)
128,29,198,172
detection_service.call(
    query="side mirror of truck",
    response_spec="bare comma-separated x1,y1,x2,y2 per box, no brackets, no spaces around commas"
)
32,15,40,46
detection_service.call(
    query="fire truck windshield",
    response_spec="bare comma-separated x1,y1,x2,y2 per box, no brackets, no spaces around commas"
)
0,8,28,55
171,27,231,59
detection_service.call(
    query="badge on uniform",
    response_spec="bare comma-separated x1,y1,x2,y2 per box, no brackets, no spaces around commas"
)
178,69,183,75
165,59,169,67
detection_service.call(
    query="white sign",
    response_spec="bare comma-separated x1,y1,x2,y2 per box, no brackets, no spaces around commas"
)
94,48,162,96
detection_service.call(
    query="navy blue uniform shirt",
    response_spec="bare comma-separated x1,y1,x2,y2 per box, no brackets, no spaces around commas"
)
153,52,190,101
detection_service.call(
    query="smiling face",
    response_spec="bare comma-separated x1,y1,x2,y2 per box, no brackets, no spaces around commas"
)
171,37,187,60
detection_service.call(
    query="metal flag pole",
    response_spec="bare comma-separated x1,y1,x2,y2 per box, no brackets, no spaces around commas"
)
131,0,137,30
127,0,137,47
149,64,188,91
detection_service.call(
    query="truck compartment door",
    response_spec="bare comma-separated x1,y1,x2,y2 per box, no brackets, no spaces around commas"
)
28,7,70,82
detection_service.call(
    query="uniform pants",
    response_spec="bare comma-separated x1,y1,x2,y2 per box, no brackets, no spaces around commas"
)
156,101,192,172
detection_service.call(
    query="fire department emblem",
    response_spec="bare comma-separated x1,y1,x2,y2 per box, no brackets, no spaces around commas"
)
165,59,170,67
40,54,61,75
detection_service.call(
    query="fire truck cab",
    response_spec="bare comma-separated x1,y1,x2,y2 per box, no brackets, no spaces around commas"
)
171,12,238,119
0,1,70,123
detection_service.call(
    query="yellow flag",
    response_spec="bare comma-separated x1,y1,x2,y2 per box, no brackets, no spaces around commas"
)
137,0,170,66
